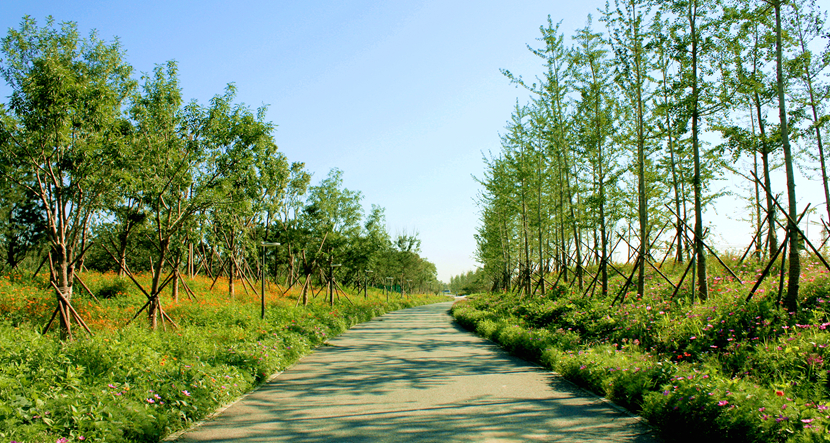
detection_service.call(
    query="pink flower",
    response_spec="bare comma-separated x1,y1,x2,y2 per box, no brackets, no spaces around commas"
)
182,390,191,396
718,401,729,407
147,398,155,404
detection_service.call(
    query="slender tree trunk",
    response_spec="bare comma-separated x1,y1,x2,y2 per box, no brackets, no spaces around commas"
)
689,0,709,301
538,150,546,296
754,92,778,256
634,7,648,298
600,177,608,297
302,249,309,306
228,236,236,299
562,147,580,288
663,56,684,265
172,266,180,302
775,2,801,311
557,158,569,283
148,243,168,330
754,150,763,260
117,230,129,277
522,196,531,296
55,244,74,340
502,215,511,292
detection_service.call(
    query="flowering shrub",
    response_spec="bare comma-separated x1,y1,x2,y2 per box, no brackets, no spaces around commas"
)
0,271,446,442
451,256,830,442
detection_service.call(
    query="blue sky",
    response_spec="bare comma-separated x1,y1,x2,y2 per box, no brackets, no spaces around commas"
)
0,1,605,282
4,1,829,283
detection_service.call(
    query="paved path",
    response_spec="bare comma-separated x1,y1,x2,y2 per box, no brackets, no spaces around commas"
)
171,301,658,442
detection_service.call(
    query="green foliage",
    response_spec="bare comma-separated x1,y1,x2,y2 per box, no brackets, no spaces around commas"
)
0,279,445,443
452,257,830,442
95,277,131,299
449,268,490,295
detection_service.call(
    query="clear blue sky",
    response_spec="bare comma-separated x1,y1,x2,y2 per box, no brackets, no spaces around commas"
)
4,1,829,283
0,1,606,282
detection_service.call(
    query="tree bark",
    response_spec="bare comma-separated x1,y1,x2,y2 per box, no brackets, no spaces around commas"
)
689,0,709,301
775,2,801,311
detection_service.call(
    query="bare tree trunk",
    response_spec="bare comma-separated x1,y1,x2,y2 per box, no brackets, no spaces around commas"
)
172,266,180,302
228,236,236,299
775,2,801,311
754,92,778,256
55,245,74,341
689,0,709,301
302,249,309,306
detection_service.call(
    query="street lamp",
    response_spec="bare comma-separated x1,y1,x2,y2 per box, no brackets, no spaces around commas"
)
261,242,280,319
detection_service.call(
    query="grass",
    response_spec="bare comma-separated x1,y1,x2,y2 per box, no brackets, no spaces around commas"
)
0,270,447,443
451,254,830,443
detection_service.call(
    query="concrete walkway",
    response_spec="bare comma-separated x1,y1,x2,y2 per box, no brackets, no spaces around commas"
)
171,301,658,442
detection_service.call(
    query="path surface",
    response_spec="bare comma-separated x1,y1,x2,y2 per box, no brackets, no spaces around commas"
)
171,301,658,442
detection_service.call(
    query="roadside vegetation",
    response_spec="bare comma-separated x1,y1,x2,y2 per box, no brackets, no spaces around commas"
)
453,255,830,442
0,16,446,443
0,268,446,443
455,1,830,440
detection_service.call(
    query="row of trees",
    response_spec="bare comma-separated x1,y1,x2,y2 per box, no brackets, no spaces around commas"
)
474,0,828,310
0,17,438,339
448,268,489,295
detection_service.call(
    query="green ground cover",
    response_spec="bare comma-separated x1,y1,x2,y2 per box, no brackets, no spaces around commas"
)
452,256,830,442
0,271,446,443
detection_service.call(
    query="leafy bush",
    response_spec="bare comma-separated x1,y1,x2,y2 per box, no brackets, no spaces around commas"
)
0,271,447,442
450,257,830,442
95,277,132,299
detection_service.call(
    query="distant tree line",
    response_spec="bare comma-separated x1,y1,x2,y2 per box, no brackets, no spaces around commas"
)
473,0,829,310
0,16,439,339
448,268,489,295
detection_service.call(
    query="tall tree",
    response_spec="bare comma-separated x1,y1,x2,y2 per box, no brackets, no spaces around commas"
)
0,17,135,339
129,63,276,329
573,16,618,297
606,1,656,297
665,0,726,301
767,0,801,310
652,13,692,264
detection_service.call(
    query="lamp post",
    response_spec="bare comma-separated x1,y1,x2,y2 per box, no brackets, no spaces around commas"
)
364,270,373,299
261,242,280,319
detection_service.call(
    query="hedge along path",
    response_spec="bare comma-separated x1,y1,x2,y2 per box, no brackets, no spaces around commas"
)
170,301,658,443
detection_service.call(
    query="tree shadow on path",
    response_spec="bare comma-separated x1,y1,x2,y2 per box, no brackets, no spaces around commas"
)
171,302,659,443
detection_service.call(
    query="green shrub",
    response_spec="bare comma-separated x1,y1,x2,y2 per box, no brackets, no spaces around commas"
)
0,283,446,442
450,270,830,443
96,277,132,299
